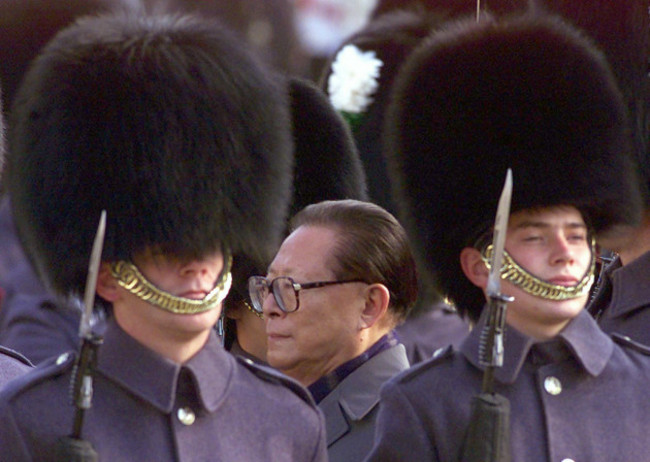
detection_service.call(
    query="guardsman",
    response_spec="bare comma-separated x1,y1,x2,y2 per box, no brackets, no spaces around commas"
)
0,12,326,461
366,13,650,461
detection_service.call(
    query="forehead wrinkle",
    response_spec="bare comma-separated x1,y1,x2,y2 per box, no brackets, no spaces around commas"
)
267,255,331,281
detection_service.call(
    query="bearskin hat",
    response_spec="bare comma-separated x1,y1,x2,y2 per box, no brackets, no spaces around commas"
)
385,13,643,320
7,13,294,298
369,0,650,202
535,0,650,200
288,77,368,217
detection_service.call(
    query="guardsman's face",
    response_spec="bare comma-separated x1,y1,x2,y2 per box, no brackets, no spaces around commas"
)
502,206,592,339
106,249,226,348
132,249,225,302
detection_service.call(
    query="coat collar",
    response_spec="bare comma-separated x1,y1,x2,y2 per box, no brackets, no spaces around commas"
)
596,252,650,317
461,310,613,384
318,343,409,446
97,319,234,413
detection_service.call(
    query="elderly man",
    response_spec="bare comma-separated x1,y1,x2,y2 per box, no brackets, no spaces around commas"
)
249,199,417,462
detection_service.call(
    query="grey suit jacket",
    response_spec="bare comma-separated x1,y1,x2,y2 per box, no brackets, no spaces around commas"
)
319,343,409,462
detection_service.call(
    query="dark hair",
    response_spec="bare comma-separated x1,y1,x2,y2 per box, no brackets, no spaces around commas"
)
290,199,418,322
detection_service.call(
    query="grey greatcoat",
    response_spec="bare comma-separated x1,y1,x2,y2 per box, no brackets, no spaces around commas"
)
0,319,327,461
0,345,31,388
588,252,650,346
321,343,409,462
367,310,650,462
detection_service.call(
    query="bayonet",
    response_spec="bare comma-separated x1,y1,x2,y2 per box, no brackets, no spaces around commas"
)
70,210,106,438
79,211,106,340
460,170,513,462
479,169,514,391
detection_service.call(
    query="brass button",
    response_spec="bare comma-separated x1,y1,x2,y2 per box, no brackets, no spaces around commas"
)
56,353,70,365
177,407,196,426
544,376,562,395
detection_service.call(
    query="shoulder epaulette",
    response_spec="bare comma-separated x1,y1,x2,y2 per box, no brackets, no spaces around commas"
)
1,350,76,399
235,356,317,407
0,345,34,367
612,333,650,356
395,344,454,384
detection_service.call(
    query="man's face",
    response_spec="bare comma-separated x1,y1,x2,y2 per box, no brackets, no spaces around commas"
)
263,225,368,385
501,206,592,338
113,249,226,340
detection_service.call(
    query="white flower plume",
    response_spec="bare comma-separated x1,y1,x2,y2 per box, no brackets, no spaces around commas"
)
327,44,383,114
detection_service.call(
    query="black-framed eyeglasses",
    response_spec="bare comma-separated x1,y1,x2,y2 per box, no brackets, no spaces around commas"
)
247,275,365,313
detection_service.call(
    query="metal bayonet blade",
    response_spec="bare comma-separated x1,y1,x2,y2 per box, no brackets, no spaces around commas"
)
486,169,512,297
79,210,106,339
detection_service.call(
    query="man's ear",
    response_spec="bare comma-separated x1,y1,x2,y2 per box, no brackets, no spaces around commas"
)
359,283,390,330
96,262,120,303
460,247,489,290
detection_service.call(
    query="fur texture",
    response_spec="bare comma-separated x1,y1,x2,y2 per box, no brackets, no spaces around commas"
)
370,0,650,201
385,14,643,320
289,77,368,218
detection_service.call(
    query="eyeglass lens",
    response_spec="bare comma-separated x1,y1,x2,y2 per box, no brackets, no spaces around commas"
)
248,276,298,313
273,277,297,312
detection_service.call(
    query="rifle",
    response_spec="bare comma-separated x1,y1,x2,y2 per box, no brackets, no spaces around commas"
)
56,211,106,462
460,170,513,462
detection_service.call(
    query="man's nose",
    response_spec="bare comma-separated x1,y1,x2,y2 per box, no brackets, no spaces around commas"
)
550,235,574,265
179,259,218,280
262,289,284,318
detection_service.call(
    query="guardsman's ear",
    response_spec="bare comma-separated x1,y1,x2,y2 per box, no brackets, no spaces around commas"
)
359,283,390,330
460,247,489,290
95,262,120,303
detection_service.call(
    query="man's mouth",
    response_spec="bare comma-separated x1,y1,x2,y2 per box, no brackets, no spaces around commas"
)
180,290,209,300
547,276,578,287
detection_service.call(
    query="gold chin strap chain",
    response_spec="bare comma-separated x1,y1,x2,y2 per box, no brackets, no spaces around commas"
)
244,300,264,319
482,244,595,301
110,256,232,314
